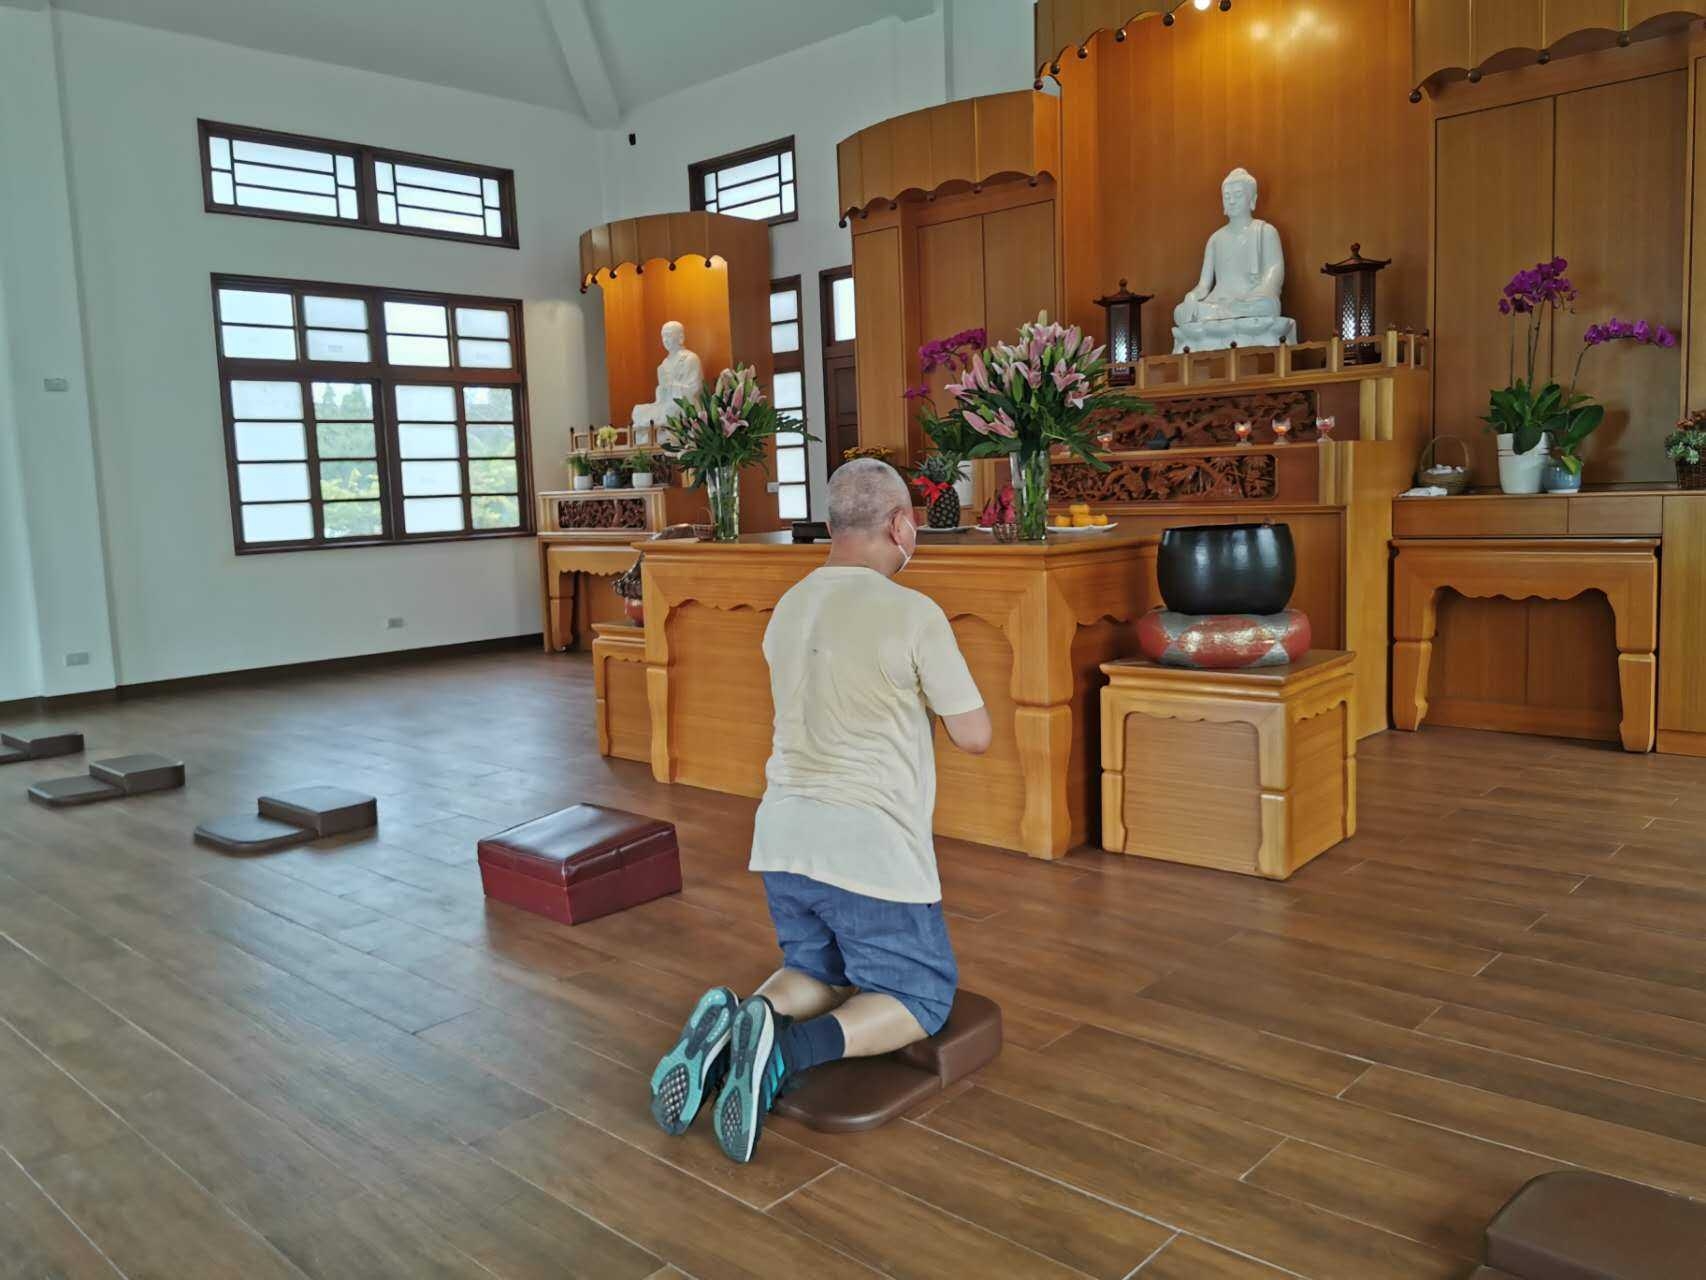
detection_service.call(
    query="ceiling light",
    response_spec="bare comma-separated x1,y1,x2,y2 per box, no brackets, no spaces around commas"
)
1193,0,1212,9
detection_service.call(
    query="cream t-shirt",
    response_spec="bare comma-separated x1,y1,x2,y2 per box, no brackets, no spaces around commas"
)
748,565,985,904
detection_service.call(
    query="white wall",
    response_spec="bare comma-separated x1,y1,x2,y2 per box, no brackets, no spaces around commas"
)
0,275,46,703
0,5,119,699
38,11,605,686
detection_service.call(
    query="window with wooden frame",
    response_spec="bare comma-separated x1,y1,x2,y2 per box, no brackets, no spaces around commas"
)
768,276,809,519
819,266,858,474
689,136,797,225
211,273,532,553
199,121,517,248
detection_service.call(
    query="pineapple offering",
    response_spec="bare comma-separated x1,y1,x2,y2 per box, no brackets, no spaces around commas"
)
910,453,966,529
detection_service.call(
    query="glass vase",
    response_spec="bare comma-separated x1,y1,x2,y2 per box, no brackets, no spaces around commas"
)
1010,449,1051,542
705,463,741,542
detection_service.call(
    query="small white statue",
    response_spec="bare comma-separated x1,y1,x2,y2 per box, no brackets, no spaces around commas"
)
630,320,703,430
1172,168,1298,354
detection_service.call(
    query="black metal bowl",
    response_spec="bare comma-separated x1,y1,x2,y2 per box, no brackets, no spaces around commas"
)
1157,522,1296,616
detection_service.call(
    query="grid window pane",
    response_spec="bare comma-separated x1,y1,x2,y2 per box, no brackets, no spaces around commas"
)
398,423,459,457
234,421,306,461
404,496,464,533
402,460,462,495
238,462,310,502
832,275,856,342
222,324,297,360
772,371,803,411
769,290,798,323
216,274,529,551
464,387,513,420
230,380,302,419
242,502,313,543
324,501,382,539
724,196,781,222
311,382,373,419
776,446,806,484
316,421,375,458
387,334,451,366
396,385,456,420
781,185,796,216
777,485,808,520
203,123,513,245
717,154,780,188
307,329,371,361
219,289,293,326
770,322,799,354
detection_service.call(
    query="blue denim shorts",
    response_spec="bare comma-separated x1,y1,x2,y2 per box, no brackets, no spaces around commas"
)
760,871,958,1036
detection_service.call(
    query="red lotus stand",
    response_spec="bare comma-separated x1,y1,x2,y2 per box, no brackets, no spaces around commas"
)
477,803,682,925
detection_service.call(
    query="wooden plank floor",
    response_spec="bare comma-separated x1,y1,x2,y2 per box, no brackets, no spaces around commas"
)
2,647,1705,1279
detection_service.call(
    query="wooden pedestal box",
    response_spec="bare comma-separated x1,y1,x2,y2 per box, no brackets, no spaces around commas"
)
1099,651,1356,880
592,622,650,763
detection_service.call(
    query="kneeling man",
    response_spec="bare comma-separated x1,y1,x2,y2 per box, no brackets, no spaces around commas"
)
649,458,991,1162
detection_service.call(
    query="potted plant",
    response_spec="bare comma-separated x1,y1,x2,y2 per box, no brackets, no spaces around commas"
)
568,452,595,491
648,452,679,487
665,365,811,540
1666,410,1706,490
904,328,986,522
595,424,620,451
626,451,656,488
929,313,1145,540
1487,259,1677,493
1545,317,1677,491
601,458,623,488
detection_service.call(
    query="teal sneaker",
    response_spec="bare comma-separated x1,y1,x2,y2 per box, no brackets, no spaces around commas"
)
714,995,789,1164
649,985,738,1136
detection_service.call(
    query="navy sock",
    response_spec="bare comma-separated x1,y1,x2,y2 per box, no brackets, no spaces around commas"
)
776,1012,846,1077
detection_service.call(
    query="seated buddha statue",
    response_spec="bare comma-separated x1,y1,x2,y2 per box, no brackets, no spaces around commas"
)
631,320,704,431
1171,168,1298,354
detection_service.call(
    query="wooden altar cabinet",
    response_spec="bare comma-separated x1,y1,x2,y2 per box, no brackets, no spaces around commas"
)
635,530,1160,860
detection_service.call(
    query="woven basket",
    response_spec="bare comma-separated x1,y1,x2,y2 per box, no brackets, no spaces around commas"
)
1678,461,1706,491
1416,435,1471,495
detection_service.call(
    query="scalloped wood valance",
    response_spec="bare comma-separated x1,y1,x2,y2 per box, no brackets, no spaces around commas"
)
577,211,769,291
1033,1,1201,74
1411,0,1705,95
835,91,1061,220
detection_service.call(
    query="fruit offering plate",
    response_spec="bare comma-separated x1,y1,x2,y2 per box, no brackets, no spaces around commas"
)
1045,521,1120,533
918,525,977,534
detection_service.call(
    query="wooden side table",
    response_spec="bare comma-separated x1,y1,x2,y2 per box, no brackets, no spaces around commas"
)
1391,538,1659,752
591,622,650,762
1100,651,1357,880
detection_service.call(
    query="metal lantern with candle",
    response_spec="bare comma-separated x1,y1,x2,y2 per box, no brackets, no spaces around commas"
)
1093,279,1153,387
1321,244,1390,364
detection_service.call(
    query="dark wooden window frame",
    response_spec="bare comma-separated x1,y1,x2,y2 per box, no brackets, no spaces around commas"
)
819,265,857,477
688,135,798,227
212,272,535,556
198,120,519,250
769,274,810,518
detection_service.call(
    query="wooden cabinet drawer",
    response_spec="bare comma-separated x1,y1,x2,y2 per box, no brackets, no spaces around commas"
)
1567,494,1664,536
1392,497,1569,537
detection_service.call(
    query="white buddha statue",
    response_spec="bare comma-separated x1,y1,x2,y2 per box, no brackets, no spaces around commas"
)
630,320,703,430
1171,168,1298,354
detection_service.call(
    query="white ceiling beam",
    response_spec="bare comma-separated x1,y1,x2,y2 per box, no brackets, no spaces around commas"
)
540,0,621,127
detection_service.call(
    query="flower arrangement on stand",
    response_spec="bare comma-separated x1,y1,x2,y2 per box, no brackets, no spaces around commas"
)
665,365,810,541
928,314,1146,540
1666,410,1706,490
904,328,987,529
1487,258,1676,493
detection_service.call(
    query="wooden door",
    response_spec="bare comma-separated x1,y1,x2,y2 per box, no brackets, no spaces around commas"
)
820,267,858,474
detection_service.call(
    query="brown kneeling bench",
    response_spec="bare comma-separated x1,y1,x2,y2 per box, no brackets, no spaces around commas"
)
1484,1170,1706,1279
774,991,1002,1133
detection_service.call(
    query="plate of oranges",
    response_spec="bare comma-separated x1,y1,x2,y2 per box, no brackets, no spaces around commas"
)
1048,503,1116,533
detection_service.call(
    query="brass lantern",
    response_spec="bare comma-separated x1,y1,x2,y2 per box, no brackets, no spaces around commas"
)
1093,279,1152,387
1321,244,1390,363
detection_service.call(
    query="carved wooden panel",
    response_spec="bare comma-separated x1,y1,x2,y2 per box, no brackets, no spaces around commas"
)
555,497,648,531
1092,390,1317,451
1052,454,1278,504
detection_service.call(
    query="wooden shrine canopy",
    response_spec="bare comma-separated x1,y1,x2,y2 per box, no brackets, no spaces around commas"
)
1030,0,1706,95
578,211,768,291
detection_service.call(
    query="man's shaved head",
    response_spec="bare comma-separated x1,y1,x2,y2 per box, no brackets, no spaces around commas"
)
827,458,911,537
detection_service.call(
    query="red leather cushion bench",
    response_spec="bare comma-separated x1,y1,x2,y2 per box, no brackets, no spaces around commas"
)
774,990,1002,1133
1485,1170,1706,1279
477,804,681,925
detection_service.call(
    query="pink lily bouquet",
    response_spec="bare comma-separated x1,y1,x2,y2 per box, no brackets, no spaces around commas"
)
936,313,1147,540
665,364,808,540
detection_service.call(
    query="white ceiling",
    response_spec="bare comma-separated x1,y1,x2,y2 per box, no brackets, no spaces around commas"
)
16,0,937,122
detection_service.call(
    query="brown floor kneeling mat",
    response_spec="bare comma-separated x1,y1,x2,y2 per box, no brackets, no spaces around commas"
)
1485,1170,1706,1279
1,729,84,764
773,991,1002,1133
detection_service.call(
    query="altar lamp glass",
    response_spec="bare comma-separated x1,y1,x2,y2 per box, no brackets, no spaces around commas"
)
1321,243,1390,351
1093,278,1152,387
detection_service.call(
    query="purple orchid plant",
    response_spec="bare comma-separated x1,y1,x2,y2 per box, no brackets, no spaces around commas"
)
1489,258,1675,473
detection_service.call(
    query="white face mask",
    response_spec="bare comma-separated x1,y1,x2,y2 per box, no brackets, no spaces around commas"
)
893,516,916,573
